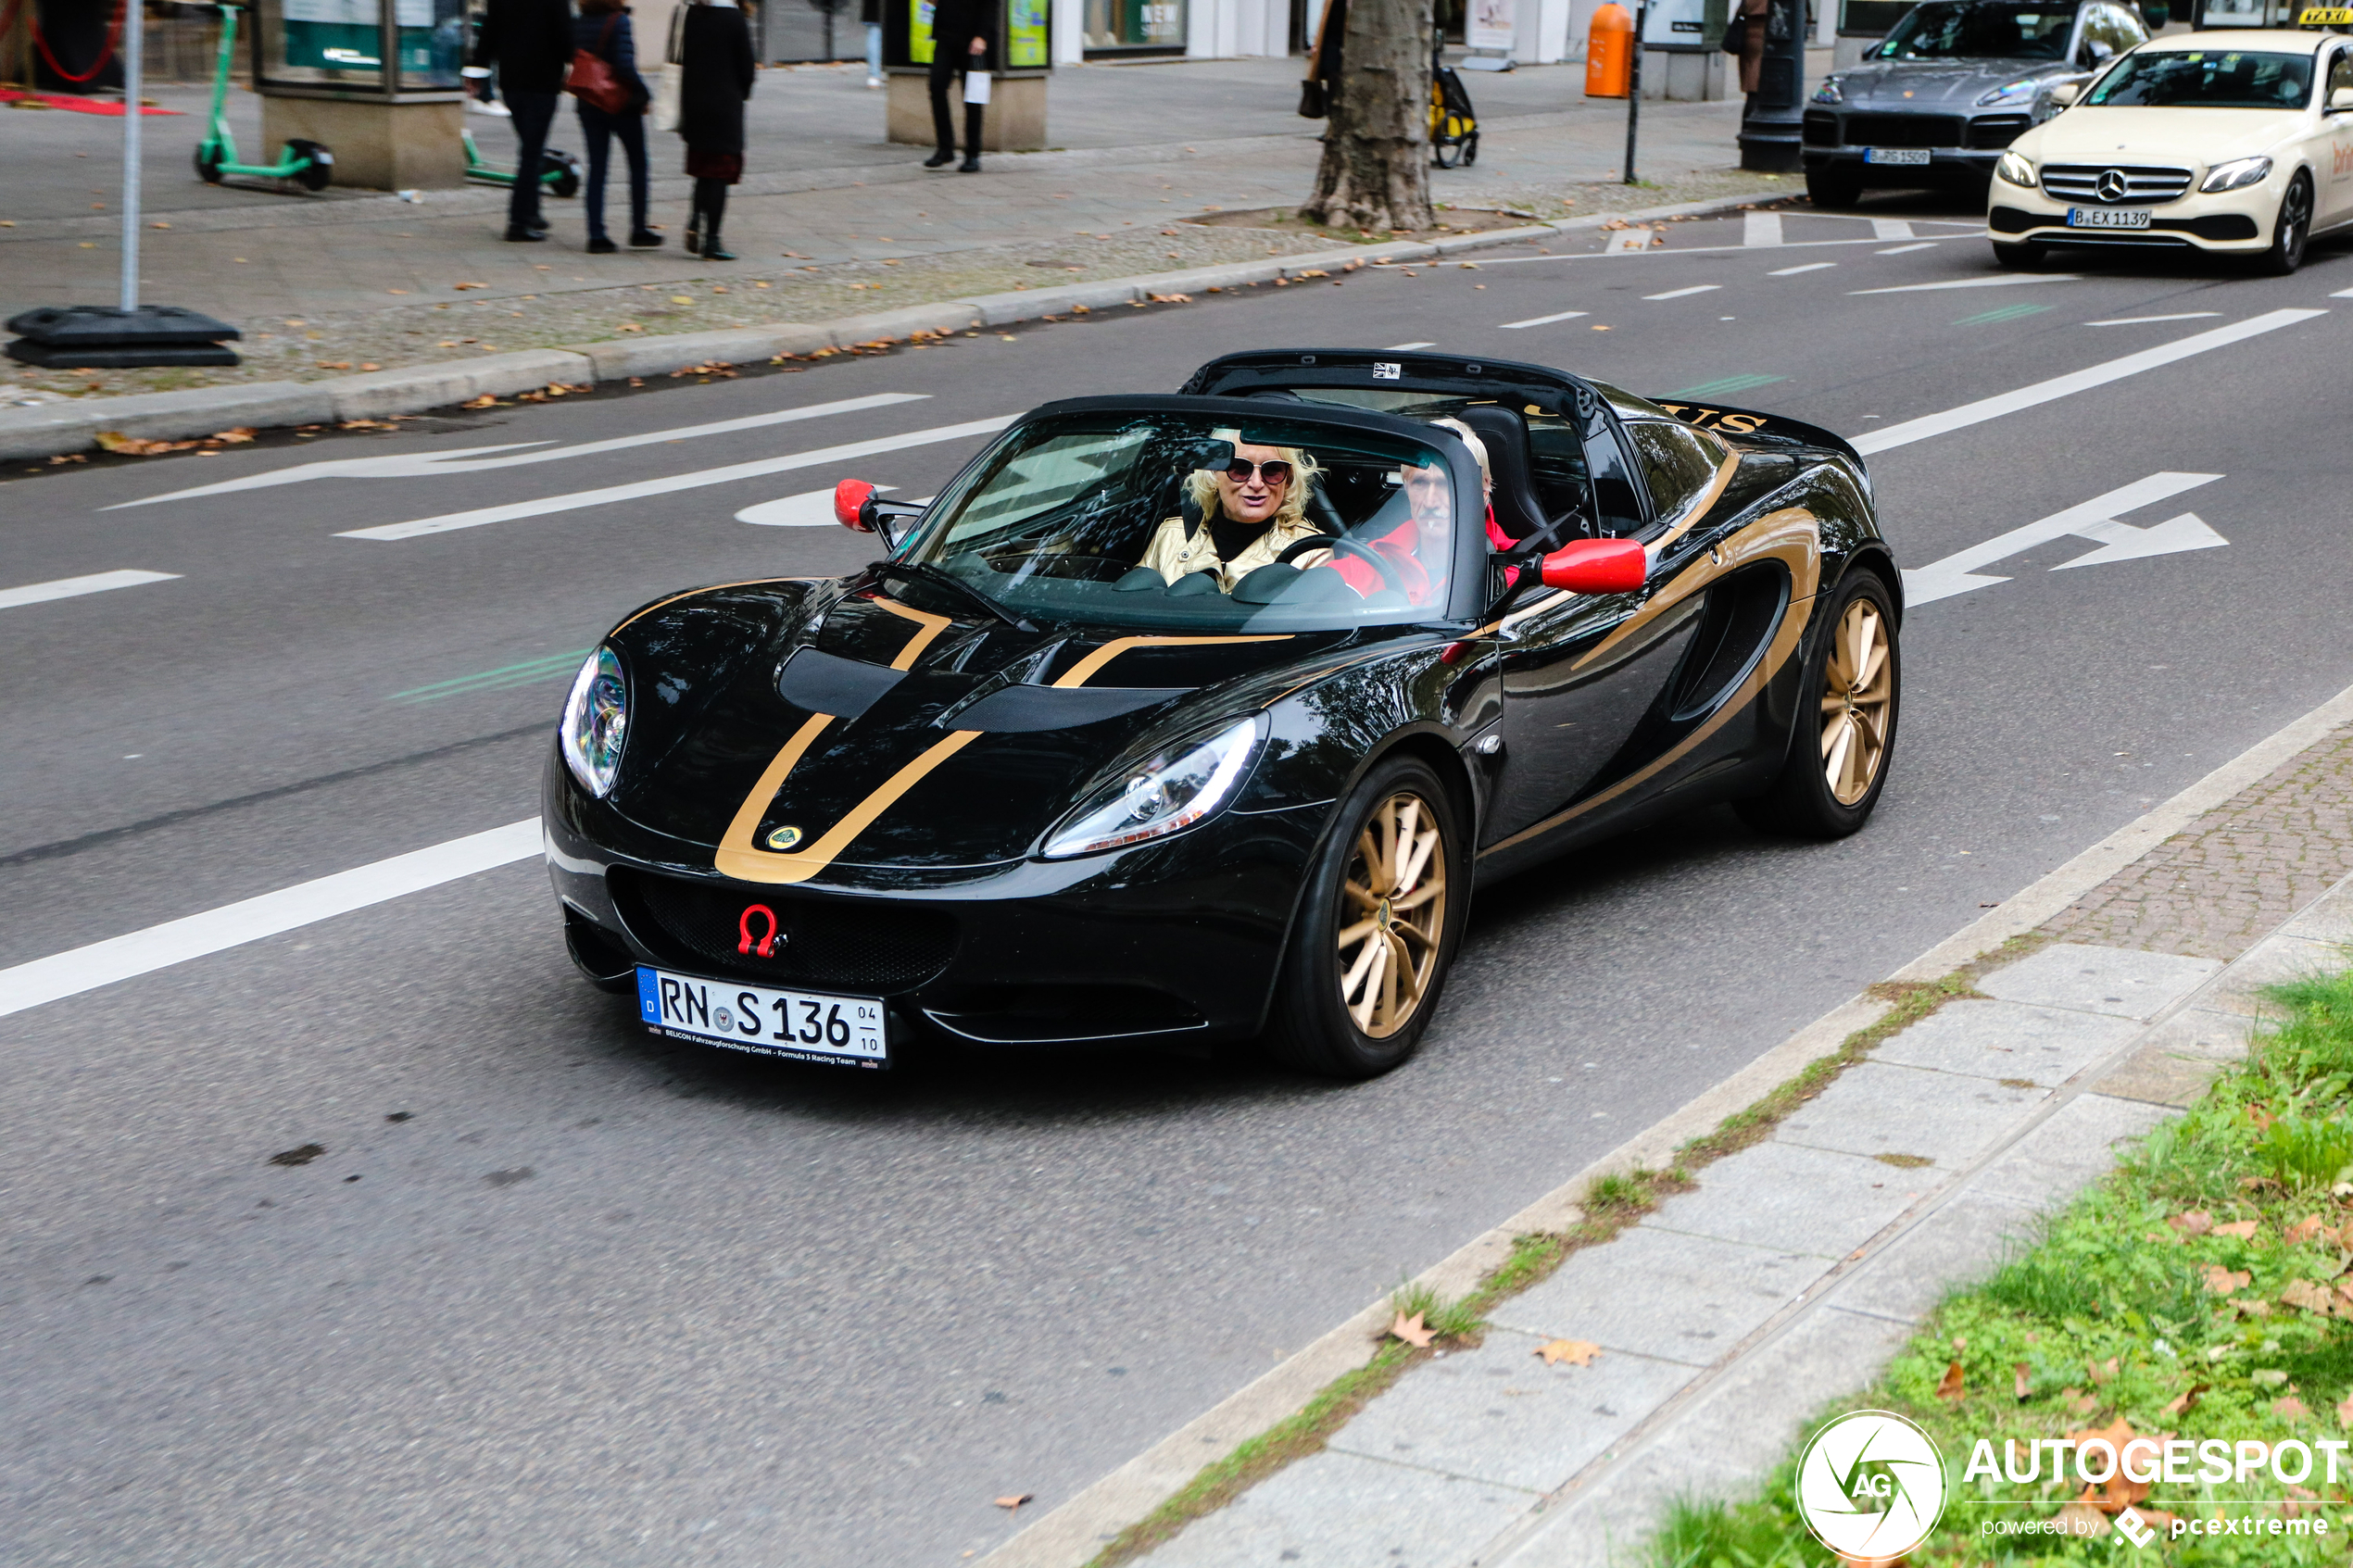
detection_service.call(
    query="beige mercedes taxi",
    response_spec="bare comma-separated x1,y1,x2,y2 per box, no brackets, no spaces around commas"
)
1986,26,2353,270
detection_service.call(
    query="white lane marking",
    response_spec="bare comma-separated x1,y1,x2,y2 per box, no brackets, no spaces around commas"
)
340,415,1015,541
2333,286,2353,298
1402,232,1978,267
2084,312,2223,325
736,484,894,526
1851,308,2323,456
1852,274,2081,294
1385,341,1437,349
1902,472,2224,606
0,819,541,1020
110,392,931,509
1643,284,1721,300
1769,261,1838,276
1498,309,1590,329
0,569,179,611
1876,242,1938,255
1743,212,1783,247
1871,219,1916,240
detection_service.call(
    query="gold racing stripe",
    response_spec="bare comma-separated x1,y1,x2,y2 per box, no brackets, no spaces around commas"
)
713,622,1290,885
1571,505,1820,673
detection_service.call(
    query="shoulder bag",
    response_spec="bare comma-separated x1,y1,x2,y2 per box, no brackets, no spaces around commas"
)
566,16,632,115
652,6,686,132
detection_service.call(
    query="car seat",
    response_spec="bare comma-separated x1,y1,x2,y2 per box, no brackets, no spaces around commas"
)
1451,404,1579,550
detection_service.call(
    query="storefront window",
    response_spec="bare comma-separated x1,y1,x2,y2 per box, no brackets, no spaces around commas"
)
399,0,465,89
257,0,462,92
1083,0,1185,53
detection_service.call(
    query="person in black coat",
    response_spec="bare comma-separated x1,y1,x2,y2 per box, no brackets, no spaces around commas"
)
675,0,756,261
573,0,658,253
472,0,576,241
925,0,995,173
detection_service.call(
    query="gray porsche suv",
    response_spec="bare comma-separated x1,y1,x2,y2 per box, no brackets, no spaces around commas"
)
1802,0,2151,205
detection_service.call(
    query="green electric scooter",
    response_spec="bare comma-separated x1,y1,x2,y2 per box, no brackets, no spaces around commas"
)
459,69,583,197
193,4,334,191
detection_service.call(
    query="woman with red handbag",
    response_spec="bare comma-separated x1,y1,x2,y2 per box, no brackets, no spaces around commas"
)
570,0,660,255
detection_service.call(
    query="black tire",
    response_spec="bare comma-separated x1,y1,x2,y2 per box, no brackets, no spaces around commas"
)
1991,240,2045,269
1432,136,1463,169
2258,172,2311,276
284,138,333,192
544,148,583,199
193,140,224,184
1736,570,1900,840
1462,132,1478,166
1262,755,1468,1080
1806,165,1862,208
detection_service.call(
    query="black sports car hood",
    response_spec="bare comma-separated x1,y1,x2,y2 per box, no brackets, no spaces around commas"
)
1832,57,2071,107
599,579,1349,881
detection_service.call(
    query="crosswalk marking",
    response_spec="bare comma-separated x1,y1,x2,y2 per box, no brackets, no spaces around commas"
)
1743,212,1783,247
338,416,1015,541
1497,309,1590,329
0,569,180,611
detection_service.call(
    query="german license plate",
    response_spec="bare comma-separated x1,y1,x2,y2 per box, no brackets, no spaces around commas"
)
2068,206,2151,229
636,966,887,1068
1865,147,1931,166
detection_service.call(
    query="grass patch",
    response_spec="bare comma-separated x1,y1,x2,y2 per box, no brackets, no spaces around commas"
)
1633,960,2353,1565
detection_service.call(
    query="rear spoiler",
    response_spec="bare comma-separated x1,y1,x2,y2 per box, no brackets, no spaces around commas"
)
1651,398,1871,496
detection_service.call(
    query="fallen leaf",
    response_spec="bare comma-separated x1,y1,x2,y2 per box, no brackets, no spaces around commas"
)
459,395,499,409
2088,1356,2119,1386
209,428,255,444
670,295,694,305
1388,1311,1435,1348
1935,1360,1966,1401
2169,1210,2215,1236
2288,1215,2326,1245
2276,1396,2312,1422
2069,1419,2155,1511
2204,1264,2252,1293
2251,1106,2279,1132
2214,1219,2259,1239
2165,1383,2207,1417
2233,1296,2272,1318
993,1493,1032,1512
452,282,488,290
358,363,379,372
2015,1361,2032,1400
1535,1338,1599,1368
2283,1279,2335,1315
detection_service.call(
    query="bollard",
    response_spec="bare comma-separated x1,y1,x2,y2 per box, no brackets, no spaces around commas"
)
1585,3,1633,97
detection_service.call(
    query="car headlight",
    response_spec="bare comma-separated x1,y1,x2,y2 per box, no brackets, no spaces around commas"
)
1974,77,2036,106
1812,77,1843,105
1995,150,2038,187
1041,715,1263,859
2200,155,2271,194
560,646,629,797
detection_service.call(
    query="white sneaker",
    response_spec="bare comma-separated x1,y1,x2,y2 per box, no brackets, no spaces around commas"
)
865,76,883,88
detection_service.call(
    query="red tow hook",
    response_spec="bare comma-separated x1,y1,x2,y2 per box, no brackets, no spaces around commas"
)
736,904,779,958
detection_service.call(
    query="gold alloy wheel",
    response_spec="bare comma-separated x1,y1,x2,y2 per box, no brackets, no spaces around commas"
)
1820,596,1894,806
1336,791,1447,1039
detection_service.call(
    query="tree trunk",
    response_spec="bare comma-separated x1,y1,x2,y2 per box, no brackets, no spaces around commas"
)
1301,0,1435,233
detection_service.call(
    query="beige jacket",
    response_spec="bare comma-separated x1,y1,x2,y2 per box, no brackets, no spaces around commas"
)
1136,512,1329,593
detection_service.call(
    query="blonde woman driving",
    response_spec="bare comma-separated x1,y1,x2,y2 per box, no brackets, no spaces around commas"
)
1136,438,1328,593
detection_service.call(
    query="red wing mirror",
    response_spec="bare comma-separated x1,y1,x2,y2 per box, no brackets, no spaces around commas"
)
834,479,877,532
1539,538,1647,595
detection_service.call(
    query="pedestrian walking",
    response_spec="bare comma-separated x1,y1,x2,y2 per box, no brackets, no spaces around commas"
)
675,0,756,261
473,0,577,242
1732,0,1770,98
862,0,885,88
923,0,994,173
572,0,660,254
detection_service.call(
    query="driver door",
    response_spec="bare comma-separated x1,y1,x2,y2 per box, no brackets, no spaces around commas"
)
2320,45,2353,228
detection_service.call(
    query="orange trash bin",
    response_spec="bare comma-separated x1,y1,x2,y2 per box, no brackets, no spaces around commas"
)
1586,3,1633,98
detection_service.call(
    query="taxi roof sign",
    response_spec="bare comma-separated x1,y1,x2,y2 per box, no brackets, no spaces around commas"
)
2297,5,2353,24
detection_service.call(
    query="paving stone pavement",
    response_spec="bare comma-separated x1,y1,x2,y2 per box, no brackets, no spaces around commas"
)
1130,720,2353,1568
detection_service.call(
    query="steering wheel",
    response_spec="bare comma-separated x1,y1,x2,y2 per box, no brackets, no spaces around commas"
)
1277,533,1407,596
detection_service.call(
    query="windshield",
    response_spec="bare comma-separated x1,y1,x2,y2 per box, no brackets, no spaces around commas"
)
1872,2,2077,59
893,412,1472,632
2083,49,2314,107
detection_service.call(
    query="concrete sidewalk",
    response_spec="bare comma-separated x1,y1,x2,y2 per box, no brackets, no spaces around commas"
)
1044,702,2353,1567
1,56,1808,398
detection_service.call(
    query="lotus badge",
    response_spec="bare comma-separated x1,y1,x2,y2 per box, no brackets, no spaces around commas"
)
766,824,804,850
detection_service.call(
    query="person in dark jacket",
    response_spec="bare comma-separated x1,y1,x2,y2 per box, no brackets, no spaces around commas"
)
675,0,756,260
924,0,994,173
573,0,658,253
472,0,576,242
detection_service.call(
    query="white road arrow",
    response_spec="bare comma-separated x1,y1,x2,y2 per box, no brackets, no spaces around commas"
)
1901,471,2225,607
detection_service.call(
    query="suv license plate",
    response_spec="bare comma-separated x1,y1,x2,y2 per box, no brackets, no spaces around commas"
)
1865,147,1931,165
2068,206,2151,229
636,966,888,1068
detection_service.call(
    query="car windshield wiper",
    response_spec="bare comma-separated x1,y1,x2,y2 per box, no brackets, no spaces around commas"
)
873,559,1037,632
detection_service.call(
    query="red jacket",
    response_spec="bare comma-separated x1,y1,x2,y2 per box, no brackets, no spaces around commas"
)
1328,506,1511,604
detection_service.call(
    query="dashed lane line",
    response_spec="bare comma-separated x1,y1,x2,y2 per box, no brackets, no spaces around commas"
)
1876,242,1938,255
1497,309,1590,329
0,570,180,611
1768,261,1838,276
1853,274,2080,294
1385,341,1438,349
1851,307,2326,455
2084,312,2224,325
338,416,1016,541
109,392,931,509
1643,284,1721,301
0,819,541,1022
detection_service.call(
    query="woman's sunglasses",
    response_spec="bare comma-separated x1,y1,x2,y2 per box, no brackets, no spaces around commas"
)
1223,459,1293,485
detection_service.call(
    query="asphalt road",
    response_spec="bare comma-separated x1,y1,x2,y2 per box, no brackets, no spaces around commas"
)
6,202,2353,1567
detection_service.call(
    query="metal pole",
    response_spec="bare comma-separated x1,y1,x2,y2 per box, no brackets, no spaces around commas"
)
120,0,143,312
1623,0,1644,184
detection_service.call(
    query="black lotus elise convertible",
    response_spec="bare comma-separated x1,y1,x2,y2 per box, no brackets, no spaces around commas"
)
544,348,1902,1079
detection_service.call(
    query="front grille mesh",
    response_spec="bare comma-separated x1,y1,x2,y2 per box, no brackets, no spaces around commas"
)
2039,164,2194,203
614,870,958,993
1841,113,1965,148
1966,114,2031,149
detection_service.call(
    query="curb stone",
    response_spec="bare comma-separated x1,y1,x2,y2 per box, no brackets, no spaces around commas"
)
0,190,1792,465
